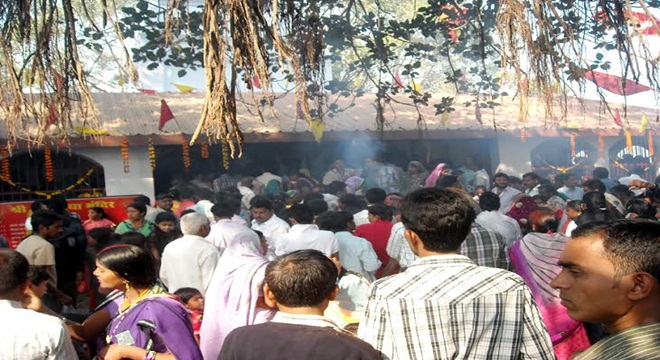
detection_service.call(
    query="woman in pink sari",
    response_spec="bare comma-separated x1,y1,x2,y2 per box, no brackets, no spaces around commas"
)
509,209,590,360
424,163,450,188
199,229,275,359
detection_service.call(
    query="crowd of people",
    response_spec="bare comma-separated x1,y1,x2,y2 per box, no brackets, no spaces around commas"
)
1,156,659,359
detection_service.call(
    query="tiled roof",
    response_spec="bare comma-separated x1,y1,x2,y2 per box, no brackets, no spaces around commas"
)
2,92,658,143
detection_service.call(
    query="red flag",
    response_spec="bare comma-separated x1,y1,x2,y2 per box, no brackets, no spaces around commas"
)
584,70,653,95
614,108,623,127
138,88,157,95
251,75,261,89
394,69,403,88
159,99,175,130
475,103,483,125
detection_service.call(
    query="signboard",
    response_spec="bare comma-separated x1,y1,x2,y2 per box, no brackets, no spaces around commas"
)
0,196,137,249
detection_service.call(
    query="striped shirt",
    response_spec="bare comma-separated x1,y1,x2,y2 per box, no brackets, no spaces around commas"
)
461,223,510,270
358,255,554,360
573,322,660,360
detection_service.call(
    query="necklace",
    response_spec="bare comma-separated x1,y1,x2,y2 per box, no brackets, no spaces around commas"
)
106,287,152,344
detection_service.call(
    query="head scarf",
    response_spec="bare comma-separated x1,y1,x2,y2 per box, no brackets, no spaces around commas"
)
424,163,446,188
199,231,275,359
262,179,282,196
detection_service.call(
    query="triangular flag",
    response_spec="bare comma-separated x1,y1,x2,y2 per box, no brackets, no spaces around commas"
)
614,108,623,127
159,99,175,130
173,83,194,93
584,70,652,96
251,75,261,89
394,69,403,88
412,80,423,92
310,120,324,143
640,114,648,133
475,103,483,125
138,88,157,95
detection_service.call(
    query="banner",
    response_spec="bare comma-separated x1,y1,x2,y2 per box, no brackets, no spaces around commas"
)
0,196,137,249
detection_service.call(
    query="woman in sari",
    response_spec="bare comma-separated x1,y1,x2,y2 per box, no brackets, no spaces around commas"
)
200,230,275,359
509,210,590,360
424,163,451,188
398,161,428,194
68,244,202,359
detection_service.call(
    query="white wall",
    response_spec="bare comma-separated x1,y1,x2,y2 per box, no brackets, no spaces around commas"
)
77,146,155,202
494,135,544,177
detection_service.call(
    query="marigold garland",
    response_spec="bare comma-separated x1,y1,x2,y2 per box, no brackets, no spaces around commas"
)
569,134,576,158
648,131,655,156
0,167,96,198
625,130,633,152
1,146,10,180
221,142,230,170
597,135,605,158
148,138,156,170
44,146,54,182
201,143,209,159
519,128,527,143
121,138,130,173
182,139,191,170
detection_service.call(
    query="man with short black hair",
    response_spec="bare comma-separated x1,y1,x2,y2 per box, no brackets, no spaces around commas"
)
522,172,541,196
592,167,618,191
220,249,382,360
270,204,339,261
207,200,261,255
0,249,77,358
359,188,554,359
558,173,584,200
250,197,290,251
354,188,387,226
551,220,660,359
491,172,522,213
475,192,522,247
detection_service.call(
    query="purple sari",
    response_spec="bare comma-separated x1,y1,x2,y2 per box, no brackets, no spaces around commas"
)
104,290,202,359
510,233,590,359
199,231,275,360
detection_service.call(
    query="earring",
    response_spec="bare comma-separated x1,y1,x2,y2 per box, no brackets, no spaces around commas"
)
125,282,130,293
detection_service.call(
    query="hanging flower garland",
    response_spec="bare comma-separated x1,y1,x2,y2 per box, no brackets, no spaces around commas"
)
44,146,54,182
0,167,96,198
221,142,230,170
648,131,655,156
520,128,528,143
597,135,605,158
182,138,191,170
569,133,576,158
625,130,633,152
201,143,209,159
148,138,156,170
1,146,10,180
121,138,130,173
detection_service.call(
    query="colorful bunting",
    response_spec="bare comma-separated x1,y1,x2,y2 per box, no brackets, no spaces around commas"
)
584,70,652,96
173,83,194,93
613,108,623,127
159,99,175,130
411,80,423,93
310,120,324,143
138,88,157,95
640,114,648,133
394,69,403,88
251,75,262,89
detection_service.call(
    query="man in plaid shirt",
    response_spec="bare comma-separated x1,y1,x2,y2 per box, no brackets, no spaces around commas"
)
358,188,554,360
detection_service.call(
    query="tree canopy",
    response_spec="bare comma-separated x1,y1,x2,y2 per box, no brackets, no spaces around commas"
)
1,0,659,154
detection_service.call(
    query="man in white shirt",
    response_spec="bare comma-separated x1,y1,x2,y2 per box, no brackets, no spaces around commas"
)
207,200,259,256
490,172,522,213
475,192,522,246
522,172,541,197
16,211,62,288
160,212,219,296
250,197,290,251
270,204,339,261
0,249,77,359
558,173,584,200
316,211,380,281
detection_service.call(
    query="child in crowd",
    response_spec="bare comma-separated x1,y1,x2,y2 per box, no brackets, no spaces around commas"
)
27,266,50,299
174,287,205,344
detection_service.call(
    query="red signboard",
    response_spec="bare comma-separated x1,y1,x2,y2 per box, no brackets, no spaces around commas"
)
0,196,137,249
